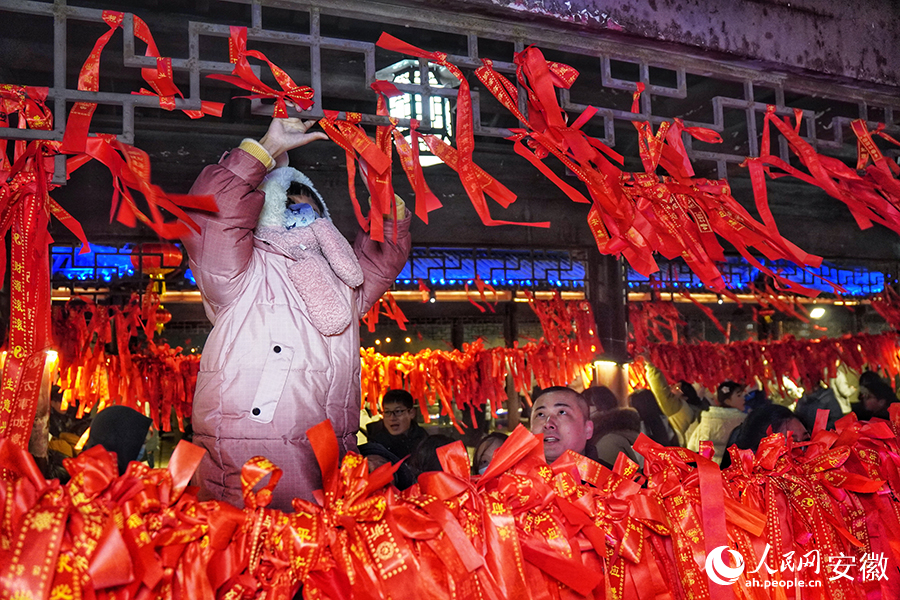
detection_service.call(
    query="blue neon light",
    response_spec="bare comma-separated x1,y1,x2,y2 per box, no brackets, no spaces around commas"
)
52,244,884,297
394,248,587,288
51,244,195,285
51,245,136,280
625,257,885,296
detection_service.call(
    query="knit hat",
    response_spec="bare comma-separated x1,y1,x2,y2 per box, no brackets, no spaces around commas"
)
84,405,152,475
257,167,331,229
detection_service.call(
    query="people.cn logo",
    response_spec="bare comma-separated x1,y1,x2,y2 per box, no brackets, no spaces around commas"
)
705,546,746,585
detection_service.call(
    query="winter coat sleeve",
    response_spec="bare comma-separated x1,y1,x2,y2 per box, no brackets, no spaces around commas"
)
645,361,697,444
181,148,269,311
644,362,682,417
353,213,412,315
593,433,640,470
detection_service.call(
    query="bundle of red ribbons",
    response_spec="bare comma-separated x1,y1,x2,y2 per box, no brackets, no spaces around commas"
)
3,409,900,599
53,297,199,433
360,295,600,430
630,331,900,400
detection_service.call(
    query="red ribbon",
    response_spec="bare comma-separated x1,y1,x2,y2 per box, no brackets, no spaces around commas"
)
208,26,314,117
318,110,401,242
392,121,442,223
129,15,224,118
377,33,549,230
361,292,409,332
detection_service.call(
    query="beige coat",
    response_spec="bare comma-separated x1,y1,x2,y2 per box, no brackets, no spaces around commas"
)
685,406,746,465
644,363,701,445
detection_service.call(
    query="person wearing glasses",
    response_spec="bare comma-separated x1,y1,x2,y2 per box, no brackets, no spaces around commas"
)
366,389,428,460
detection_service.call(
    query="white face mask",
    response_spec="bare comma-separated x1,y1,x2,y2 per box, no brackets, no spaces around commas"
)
477,464,489,475
284,203,319,229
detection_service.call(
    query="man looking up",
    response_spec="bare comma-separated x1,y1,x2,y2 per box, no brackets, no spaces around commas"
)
529,386,594,463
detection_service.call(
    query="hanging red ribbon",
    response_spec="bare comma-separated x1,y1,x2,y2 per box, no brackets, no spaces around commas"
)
377,33,550,230
128,15,224,118
0,158,53,448
361,292,409,332
58,11,218,239
208,26,314,117
318,108,401,242
0,85,103,448
392,120,442,223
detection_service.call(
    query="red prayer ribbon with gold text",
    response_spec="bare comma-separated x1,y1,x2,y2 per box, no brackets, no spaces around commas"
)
376,33,550,231
8,411,900,598
208,26,313,117
0,86,92,448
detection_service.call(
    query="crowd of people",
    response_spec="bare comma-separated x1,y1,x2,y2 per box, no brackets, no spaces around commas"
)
354,361,898,487
35,359,898,504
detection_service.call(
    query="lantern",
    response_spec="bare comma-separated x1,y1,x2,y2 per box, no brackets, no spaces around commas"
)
131,242,183,297
155,307,172,325
131,243,183,278
155,307,172,335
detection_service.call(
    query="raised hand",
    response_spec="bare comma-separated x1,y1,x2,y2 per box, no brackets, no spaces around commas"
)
259,110,328,167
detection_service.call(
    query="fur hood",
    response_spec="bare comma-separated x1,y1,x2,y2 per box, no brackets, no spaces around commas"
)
257,167,330,228
253,167,364,337
592,407,642,440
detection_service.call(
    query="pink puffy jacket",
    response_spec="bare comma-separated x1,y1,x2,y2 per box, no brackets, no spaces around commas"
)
182,148,411,511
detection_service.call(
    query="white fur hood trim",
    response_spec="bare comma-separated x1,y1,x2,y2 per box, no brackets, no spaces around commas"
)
257,167,330,228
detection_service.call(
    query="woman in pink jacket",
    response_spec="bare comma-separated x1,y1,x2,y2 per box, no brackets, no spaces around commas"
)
182,116,411,511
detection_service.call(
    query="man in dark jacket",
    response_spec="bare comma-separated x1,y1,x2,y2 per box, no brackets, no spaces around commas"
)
854,376,897,421
366,389,427,460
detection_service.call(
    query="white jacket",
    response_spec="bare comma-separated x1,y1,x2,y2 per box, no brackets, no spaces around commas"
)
686,406,746,465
